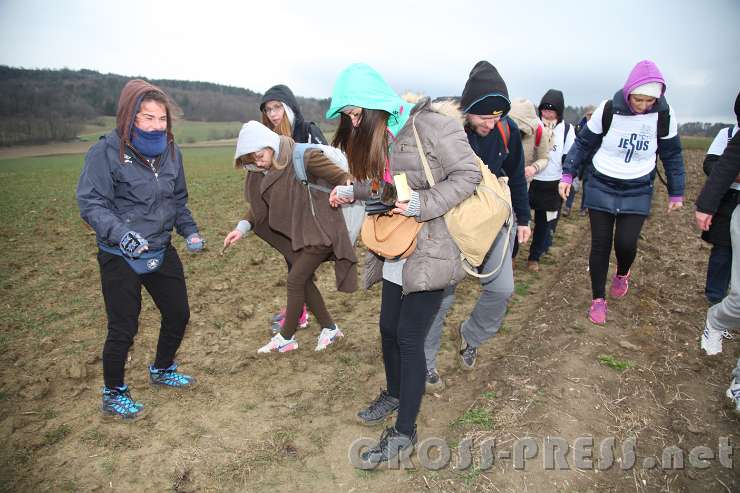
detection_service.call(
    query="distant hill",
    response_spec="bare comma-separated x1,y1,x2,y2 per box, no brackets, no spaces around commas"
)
0,66,333,146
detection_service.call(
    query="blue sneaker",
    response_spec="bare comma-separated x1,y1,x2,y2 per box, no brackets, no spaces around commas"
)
101,385,144,420
148,362,196,388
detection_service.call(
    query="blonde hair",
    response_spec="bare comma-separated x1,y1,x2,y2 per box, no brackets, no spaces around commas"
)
235,151,285,170
261,111,292,137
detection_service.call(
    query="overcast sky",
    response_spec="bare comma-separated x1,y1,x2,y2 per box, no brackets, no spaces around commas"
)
1,0,738,122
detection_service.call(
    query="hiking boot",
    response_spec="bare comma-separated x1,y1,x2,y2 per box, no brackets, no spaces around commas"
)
588,298,607,325
148,362,196,388
257,333,299,354
271,305,310,334
101,385,144,420
315,324,344,351
527,260,539,272
359,426,417,468
562,206,571,217
726,378,740,416
455,321,477,371
357,389,399,425
609,271,631,298
701,325,723,355
425,368,445,392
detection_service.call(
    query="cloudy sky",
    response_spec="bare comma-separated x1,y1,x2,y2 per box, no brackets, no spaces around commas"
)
1,0,738,122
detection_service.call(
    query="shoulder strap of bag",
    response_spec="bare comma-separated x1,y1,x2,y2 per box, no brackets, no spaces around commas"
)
601,100,614,137
412,115,437,187
497,120,509,152
657,108,670,139
535,123,543,147
729,127,734,142
292,143,332,193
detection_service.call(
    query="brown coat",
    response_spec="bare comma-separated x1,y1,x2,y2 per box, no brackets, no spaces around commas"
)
508,98,552,173
243,137,358,292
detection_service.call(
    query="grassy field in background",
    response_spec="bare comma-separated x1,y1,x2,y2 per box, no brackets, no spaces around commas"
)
78,117,242,144
681,135,712,151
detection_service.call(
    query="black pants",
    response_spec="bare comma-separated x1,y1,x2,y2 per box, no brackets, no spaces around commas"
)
379,280,443,436
98,245,190,388
588,210,646,299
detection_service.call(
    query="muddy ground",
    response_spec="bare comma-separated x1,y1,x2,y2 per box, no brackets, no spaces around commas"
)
0,149,738,492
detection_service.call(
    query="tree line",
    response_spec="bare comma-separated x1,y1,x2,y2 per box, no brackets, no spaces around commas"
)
0,66,731,146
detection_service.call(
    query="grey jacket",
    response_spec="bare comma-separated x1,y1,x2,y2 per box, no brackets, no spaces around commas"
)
76,130,199,250
359,97,481,293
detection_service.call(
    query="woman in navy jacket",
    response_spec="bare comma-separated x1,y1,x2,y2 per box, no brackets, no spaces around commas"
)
559,60,685,325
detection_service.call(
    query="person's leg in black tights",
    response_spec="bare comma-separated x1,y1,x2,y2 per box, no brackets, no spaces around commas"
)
379,281,443,436
613,214,647,276
589,210,616,299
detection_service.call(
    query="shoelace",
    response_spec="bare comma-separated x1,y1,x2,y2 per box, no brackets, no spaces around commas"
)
372,427,393,452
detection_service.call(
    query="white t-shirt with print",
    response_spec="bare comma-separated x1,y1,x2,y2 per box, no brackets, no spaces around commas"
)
534,121,575,182
587,99,679,180
706,125,740,190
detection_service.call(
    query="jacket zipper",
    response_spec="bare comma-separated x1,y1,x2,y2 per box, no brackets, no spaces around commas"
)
127,144,169,234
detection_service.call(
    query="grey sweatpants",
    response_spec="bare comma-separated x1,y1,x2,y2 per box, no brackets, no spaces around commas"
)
706,206,740,383
707,206,740,333
424,220,516,370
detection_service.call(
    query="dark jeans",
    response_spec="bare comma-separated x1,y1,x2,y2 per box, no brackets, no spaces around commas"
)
706,245,733,303
588,210,646,299
98,245,190,389
379,281,443,436
528,209,560,261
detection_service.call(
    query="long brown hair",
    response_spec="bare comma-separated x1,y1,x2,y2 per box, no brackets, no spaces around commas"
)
332,108,389,181
261,110,292,137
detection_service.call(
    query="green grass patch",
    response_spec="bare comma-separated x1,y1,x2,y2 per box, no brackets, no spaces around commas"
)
77,118,241,144
597,354,634,372
44,424,71,446
514,280,530,297
681,136,712,151
481,390,497,400
451,407,493,429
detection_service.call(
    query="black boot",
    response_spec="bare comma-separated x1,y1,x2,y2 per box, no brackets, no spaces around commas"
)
357,389,399,425
360,426,417,467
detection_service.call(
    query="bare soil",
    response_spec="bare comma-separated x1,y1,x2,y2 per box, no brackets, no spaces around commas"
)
1,149,738,492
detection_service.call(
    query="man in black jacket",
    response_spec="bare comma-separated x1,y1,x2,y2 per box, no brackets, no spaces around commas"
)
696,131,740,415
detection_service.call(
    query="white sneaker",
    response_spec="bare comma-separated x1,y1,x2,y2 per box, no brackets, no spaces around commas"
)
726,378,740,416
315,326,344,351
257,333,298,354
701,325,723,355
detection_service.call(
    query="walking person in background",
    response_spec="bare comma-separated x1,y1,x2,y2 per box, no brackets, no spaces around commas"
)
527,89,575,271
564,106,595,217
700,91,740,304
223,121,356,354
327,63,480,466
695,128,740,414
559,60,685,325
77,80,204,420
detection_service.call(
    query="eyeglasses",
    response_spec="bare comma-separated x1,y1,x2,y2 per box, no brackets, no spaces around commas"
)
264,105,284,115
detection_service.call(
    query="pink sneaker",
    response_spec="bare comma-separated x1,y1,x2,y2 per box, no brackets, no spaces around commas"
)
271,305,309,334
588,298,607,325
609,272,631,298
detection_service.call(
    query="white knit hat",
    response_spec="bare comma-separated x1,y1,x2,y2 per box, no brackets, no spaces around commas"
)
630,82,662,98
234,121,280,160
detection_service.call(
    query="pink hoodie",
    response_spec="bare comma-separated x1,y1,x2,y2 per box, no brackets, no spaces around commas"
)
622,60,666,109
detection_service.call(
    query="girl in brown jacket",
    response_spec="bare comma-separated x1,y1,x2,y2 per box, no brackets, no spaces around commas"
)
223,121,357,353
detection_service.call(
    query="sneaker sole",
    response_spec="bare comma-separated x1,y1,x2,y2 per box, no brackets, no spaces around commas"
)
356,410,397,426
315,331,344,351
426,378,445,392
150,379,198,390
100,406,146,422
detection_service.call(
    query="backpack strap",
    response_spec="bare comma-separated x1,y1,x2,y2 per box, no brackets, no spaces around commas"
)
535,123,543,147
657,108,670,138
497,119,510,153
729,126,734,142
292,143,332,193
563,122,570,148
601,100,614,137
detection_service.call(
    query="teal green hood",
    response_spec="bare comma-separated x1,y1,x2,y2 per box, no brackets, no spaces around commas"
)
326,63,412,137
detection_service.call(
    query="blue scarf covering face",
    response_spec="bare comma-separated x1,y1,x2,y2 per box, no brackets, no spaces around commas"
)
132,127,167,158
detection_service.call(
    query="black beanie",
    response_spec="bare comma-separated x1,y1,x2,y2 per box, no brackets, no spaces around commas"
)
467,95,510,116
460,61,511,117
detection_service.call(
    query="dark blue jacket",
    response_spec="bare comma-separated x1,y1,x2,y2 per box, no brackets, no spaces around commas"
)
77,130,199,250
466,117,530,224
562,90,684,215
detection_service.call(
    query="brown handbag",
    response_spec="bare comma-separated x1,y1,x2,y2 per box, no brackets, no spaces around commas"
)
361,213,423,260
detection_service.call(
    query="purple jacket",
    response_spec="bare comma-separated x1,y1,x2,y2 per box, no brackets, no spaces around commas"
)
622,60,666,110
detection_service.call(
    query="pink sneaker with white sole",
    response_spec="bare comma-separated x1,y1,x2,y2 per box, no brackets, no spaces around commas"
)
588,298,607,325
271,305,309,334
609,271,631,298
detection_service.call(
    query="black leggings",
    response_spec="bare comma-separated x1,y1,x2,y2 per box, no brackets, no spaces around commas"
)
379,281,443,436
588,210,646,299
98,246,190,389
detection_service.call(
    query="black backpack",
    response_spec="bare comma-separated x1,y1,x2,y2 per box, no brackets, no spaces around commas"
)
601,99,670,138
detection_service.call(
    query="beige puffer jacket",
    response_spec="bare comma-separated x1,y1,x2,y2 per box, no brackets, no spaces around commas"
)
508,98,552,174
358,96,482,294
